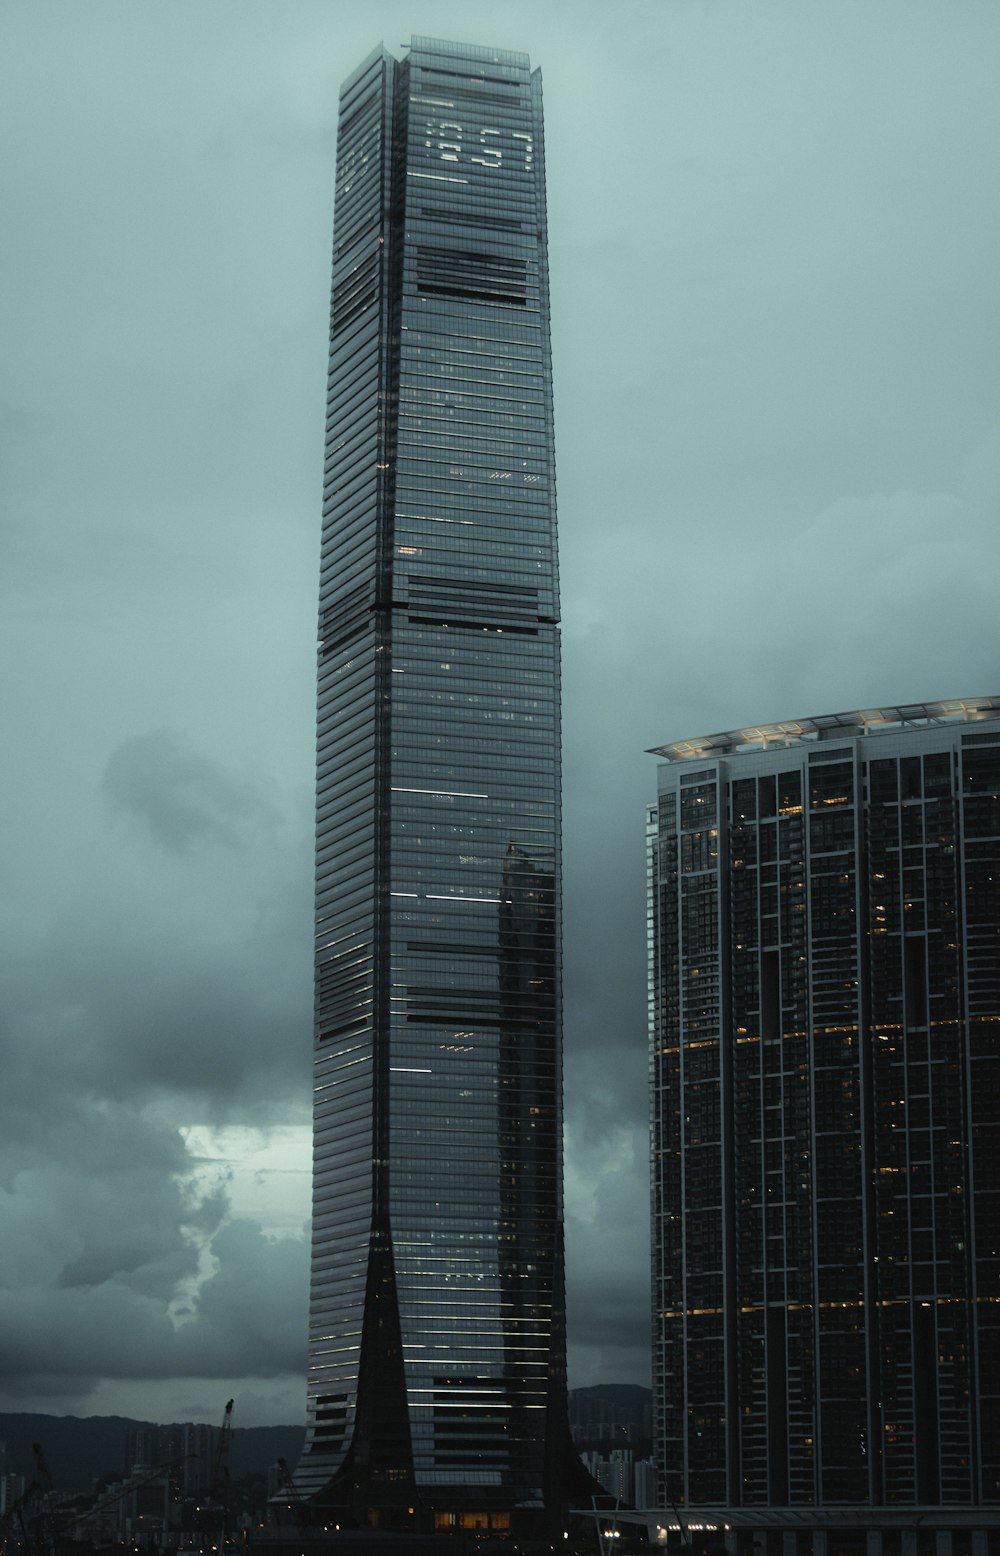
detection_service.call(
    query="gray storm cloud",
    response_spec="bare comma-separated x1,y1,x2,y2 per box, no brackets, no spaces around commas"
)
103,729,280,853
3,0,1000,1420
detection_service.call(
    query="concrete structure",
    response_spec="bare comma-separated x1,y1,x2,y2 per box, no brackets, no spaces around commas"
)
647,699,1000,1554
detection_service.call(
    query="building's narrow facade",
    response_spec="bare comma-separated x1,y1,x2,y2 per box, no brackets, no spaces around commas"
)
648,700,1000,1552
297,37,573,1534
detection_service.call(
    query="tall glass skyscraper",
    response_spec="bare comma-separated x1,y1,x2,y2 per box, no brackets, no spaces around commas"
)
295,37,577,1536
647,699,1000,1552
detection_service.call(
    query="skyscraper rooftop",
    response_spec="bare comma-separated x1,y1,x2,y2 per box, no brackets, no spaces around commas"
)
649,695,1000,761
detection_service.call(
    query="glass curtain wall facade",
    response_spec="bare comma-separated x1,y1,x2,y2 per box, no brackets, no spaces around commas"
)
296,37,573,1533
648,700,1000,1546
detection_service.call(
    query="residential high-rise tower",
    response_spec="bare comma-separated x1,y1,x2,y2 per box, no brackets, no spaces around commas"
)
296,37,577,1536
648,700,1000,1553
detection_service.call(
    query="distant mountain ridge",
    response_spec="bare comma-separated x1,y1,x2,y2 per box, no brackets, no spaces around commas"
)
1,1394,650,1495
569,1384,651,1409
0,1414,305,1493
568,1384,652,1454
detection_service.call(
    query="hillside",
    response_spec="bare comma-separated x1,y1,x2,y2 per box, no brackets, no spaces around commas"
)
0,1414,305,1493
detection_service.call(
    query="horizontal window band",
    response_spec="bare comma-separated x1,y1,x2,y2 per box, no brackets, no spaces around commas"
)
405,997,504,1014
330,293,380,336
409,576,538,598
317,1018,371,1042
336,84,380,138
407,941,497,957
412,252,529,292
416,283,526,307
419,205,525,232
335,218,381,260
320,585,374,626
404,609,541,628
413,71,521,96
404,1014,553,1030
320,623,373,656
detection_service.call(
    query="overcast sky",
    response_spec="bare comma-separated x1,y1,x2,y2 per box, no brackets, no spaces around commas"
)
2,0,999,1430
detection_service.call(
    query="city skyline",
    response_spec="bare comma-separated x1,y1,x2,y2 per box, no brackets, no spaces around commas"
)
2,0,1000,1427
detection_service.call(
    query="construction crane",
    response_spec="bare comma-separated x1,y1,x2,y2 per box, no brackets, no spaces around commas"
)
28,1443,59,1555
1,1443,71,1556
201,1399,235,1550
273,1459,301,1501
212,1400,234,1493
1,1448,189,1556
0,1478,41,1556
60,1455,188,1548
267,1458,304,1530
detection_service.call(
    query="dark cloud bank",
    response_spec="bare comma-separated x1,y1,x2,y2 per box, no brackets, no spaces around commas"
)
3,0,1000,1422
